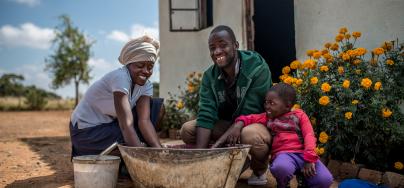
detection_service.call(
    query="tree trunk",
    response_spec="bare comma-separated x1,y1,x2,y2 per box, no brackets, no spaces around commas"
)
75,81,79,107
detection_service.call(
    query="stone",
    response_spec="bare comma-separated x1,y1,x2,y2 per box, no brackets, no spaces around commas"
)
382,172,404,188
327,160,360,180
357,168,382,184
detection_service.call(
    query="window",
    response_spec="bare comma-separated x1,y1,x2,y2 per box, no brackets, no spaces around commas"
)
169,0,213,31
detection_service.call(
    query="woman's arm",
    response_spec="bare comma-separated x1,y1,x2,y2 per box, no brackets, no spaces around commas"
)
136,95,162,148
113,91,142,147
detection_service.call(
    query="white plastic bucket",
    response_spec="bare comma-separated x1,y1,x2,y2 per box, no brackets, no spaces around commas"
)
73,155,121,188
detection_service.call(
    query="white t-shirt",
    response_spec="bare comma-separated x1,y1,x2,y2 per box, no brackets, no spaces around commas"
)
71,66,153,129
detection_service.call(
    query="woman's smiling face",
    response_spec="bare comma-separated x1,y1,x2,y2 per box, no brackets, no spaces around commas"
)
127,61,154,86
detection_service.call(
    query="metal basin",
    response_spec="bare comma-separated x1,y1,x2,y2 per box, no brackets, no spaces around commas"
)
118,144,251,188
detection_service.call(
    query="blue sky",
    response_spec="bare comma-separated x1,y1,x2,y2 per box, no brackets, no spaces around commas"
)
0,0,159,98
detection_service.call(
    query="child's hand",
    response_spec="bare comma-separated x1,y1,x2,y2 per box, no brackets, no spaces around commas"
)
302,162,316,178
211,121,244,148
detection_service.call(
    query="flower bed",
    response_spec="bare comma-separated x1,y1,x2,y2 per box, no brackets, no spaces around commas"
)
281,27,404,173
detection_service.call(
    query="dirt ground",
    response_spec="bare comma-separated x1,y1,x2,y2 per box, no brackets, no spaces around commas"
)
0,111,338,188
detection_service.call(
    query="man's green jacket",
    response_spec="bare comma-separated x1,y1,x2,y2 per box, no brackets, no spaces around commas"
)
196,50,272,129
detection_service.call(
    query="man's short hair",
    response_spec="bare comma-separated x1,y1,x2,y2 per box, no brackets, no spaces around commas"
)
268,83,296,105
210,25,237,43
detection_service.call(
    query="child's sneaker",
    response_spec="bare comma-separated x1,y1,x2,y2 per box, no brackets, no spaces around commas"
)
247,173,267,185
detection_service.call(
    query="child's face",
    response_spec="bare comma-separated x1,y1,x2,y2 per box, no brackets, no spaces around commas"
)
264,91,291,118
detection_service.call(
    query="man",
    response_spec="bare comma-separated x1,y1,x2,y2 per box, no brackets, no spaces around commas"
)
180,25,272,185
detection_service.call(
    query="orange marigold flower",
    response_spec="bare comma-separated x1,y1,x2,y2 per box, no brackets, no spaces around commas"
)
321,83,331,93
321,49,329,55
282,66,291,74
292,104,301,110
345,112,353,120
374,82,382,90
322,53,331,59
353,59,362,65
310,77,319,85
356,47,367,56
361,78,372,89
373,47,385,55
187,85,195,93
330,43,339,51
319,96,330,106
344,34,351,40
320,65,329,72
382,108,392,118
338,66,344,74
319,131,329,143
295,79,303,86
335,34,344,42
324,42,332,49
342,80,350,88
339,27,348,34
279,74,288,81
394,161,403,170
306,49,314,57
386,59,394,65
176,100,184,109
303,59,317,69
283,76,293,85
313,51,322,59
315,147,325,155
342,53,350,61
352,31,361,38
290,60,301,69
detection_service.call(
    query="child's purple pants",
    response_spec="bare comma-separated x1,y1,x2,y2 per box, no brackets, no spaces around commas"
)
269,153,333,188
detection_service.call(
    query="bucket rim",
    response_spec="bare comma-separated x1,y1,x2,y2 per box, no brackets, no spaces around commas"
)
118,144,251,151
72,155,121,164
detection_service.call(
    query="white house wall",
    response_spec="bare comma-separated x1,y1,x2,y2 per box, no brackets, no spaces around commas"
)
159,0,246,99
294,0,404,61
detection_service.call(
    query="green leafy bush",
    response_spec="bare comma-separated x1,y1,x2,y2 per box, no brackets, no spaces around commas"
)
282,27,404,171
24,87,48,110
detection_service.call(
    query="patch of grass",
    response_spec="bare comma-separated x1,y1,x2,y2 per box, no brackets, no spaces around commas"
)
0,97,75,111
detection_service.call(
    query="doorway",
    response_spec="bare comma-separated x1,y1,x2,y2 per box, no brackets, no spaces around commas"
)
253,0,296,82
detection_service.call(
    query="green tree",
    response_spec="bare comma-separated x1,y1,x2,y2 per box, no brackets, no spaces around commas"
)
0,73,25,97
45,15,93,106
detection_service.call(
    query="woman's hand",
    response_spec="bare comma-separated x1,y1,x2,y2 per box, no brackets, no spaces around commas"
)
211,121,244,148
302,162,316,178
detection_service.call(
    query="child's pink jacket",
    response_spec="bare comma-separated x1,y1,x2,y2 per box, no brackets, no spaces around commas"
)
235,109,319,163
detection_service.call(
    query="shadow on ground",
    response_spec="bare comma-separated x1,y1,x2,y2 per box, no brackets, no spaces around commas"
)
6,136,73,188
6,136,134,188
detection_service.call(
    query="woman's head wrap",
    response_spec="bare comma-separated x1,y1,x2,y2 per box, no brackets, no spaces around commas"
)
118,35,160,66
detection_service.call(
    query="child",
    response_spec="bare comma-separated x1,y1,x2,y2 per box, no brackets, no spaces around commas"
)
214,83,333,187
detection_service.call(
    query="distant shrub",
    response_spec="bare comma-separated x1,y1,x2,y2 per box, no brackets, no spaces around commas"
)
24,88,48,110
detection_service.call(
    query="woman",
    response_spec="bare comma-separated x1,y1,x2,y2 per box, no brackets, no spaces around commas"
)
69,35,163,157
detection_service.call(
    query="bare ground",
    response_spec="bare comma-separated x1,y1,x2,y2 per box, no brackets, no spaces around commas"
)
0,111,338,188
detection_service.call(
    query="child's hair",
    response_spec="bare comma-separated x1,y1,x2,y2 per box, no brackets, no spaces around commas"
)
268,83,296,106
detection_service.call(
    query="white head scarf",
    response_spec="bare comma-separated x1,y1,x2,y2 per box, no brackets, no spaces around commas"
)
118,35,160,66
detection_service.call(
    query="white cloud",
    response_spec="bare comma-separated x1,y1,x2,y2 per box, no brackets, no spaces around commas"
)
88,58,121,79
107,23,159,43
11,0,40,7
107,30,130,43
0,23,55,49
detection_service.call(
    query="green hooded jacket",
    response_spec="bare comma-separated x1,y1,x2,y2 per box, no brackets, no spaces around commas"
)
196,50,272,129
